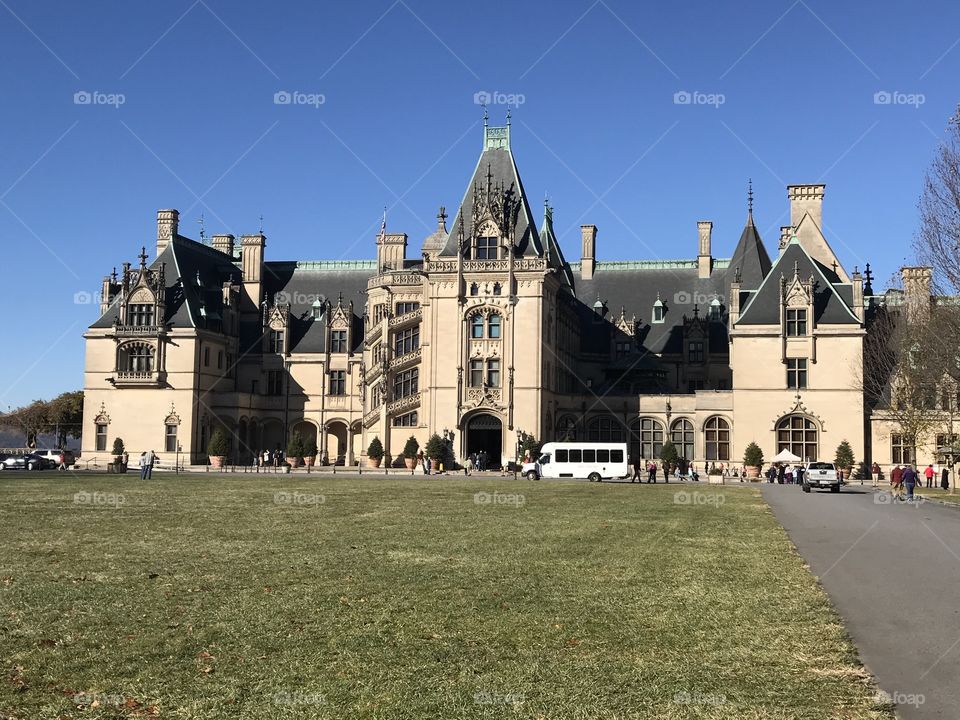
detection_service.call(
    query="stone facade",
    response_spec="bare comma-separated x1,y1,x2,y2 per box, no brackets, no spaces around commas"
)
81,120,926,473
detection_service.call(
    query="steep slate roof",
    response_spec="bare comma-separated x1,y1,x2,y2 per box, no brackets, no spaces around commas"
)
728,213,772,290
736,237,861,326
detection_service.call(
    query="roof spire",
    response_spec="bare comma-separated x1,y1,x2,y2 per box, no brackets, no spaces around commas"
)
197,213,206,243
259,214,264,234
482,104,488,128
747,178,754,224
138,246,148,269
506,108,511,126
437,206,447,232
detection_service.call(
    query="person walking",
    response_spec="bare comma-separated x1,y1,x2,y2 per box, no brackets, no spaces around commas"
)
139,452,148,480
630,456,642,483
925,464,935,489
777,464,785,484
890,464,903,500
795,464,805,487
144,449,156,479
871,461,881,487
942,466,950,490
902,464,919,501
58,451,67,472
419,449,429,475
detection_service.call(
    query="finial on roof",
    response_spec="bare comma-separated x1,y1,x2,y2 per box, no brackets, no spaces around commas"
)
138,246,148,269
437,206,447,232
734,265,742,284
111,266,118,283
197,213,206,242
506,108,511,126
693,304,699,318
747,178,754,217
483,104,488,128
832,260,838,273
259,214,264,234
337,291,343,306
794,260,800,279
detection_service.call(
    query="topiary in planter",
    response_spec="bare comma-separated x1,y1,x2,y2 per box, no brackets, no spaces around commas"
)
403,436,420,459
207,429,230,468
367,436,384,467
834,440,855,475
112,437,125,458
303,437,318,466
743,442,764,479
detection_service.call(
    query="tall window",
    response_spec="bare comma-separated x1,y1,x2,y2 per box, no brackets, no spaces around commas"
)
128,303,154,327
786,308,808,337
892,434,915,464
787,358,808,389
393,411,418,427
777,416,818,461
705,417,730,461
488,314,501,339
640,418,664,458
267,370,284,396
126,344,154,373
475,236,498,260
217,351,223,369
394,368,418,398
269,330,284,354
688,341,704,363
615,341,631,359
588,416,625,442
470,315,485,339
394,327,419,356
470,283,479,296
328,370,346,396
653,304,665,323
469,359,483,387
492,282,502,296
395,302,419,315
671,419,694,460
95,423,107,452
486,358,500,387
330,330,348,353
165,424,178,452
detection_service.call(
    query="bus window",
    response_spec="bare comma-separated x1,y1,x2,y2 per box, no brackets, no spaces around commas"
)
611,449,624,462
583,449,596,462
556,449,568,462
569,449,582,462
597,449,610,462
539,454,551,465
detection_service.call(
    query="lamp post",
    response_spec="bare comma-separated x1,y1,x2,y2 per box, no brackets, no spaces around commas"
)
516,428,528,480
175,442,182,474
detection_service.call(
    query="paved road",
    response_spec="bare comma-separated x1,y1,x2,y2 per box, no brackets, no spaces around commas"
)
762,484,960,718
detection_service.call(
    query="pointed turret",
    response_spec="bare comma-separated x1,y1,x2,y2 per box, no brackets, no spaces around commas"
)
538,200,573,287
729,181,772,290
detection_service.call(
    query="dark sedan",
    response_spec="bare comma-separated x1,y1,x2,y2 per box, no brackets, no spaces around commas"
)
0,453,49,471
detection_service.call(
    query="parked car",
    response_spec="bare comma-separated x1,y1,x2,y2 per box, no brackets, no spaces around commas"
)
1,453,49,471
802,461,841,493
34,449,76,467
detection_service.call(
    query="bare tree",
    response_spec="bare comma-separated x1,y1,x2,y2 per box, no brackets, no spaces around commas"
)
916,106,960,294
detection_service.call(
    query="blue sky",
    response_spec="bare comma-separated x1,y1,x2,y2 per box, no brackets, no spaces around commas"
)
1,0,958,407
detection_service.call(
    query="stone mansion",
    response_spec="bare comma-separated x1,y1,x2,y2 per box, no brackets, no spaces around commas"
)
81,119,938,471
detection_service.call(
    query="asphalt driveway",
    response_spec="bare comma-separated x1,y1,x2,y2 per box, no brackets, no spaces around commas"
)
762,483,960,718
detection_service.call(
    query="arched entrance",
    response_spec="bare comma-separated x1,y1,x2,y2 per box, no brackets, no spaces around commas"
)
466,413,503,468
325,421,348,465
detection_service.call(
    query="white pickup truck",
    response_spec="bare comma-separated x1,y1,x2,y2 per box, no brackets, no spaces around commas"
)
802,461,841,493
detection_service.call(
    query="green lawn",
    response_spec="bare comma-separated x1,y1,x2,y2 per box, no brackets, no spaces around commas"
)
916,487,960,505
1,474,892,719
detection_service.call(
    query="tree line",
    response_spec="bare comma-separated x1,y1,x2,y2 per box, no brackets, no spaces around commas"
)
0,391,83,449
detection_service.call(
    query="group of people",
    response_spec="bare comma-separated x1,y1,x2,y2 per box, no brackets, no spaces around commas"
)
254,447,286,469
628,459,701,483
888,463,949,500
137,450,156,479
766,463,806,485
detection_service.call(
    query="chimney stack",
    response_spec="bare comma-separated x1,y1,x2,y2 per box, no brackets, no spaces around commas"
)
779,226,793,251
157,209,179,256
787,185,825,229
580,225,597,280
211,234,235,257
697,221,712,279
852,267,865,323
901,266,932,323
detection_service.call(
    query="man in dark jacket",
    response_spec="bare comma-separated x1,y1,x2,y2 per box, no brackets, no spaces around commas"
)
942,466,950,490
902,464,919,501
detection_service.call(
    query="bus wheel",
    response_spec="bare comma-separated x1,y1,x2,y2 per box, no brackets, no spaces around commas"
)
526,471,538,481
588,473,601,483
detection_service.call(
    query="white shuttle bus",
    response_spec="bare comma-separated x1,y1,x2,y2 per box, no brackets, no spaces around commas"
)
522,442,629,482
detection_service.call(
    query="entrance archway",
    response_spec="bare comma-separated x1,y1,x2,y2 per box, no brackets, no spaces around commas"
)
325,421,348,465
466,413,503,469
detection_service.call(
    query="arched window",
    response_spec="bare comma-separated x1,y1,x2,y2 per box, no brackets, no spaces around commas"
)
776,415,818,461
670,419,694,460
588,416,625,442
470,314,485,339
493,282,502,296
121,343,154,373
488,313,501,339
639,418,664,458
557,415,578,441
470,283,479,296
705,417,730,461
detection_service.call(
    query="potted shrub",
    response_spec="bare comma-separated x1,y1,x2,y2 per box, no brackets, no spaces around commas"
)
743,442,764,480
303,437,318,468
111,438,125,473
286,431,305,469
207,428,230,469
425,433,446,473
834,440,856,482
367,436,384,468
660,441,679,480
402,436,420,470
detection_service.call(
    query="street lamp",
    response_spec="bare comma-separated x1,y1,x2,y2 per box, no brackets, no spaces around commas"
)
176,442,182,474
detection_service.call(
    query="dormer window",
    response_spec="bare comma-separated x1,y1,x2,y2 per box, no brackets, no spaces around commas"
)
709,298,721,321
312,300,322,320
330,330,348,353
786,308,807,336
475,236,498,260
129,303,155,327
269,330,284,354
652,296,665,324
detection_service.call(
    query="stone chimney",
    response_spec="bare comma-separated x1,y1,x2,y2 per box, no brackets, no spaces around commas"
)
901,266,932,323
852,267,865,322
728,272,741,328
157,209,179,256
581,225,597,280
697,221,712,279
787,185,825,229
211,234,235,257
377,232,408,272
240,233,265,315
